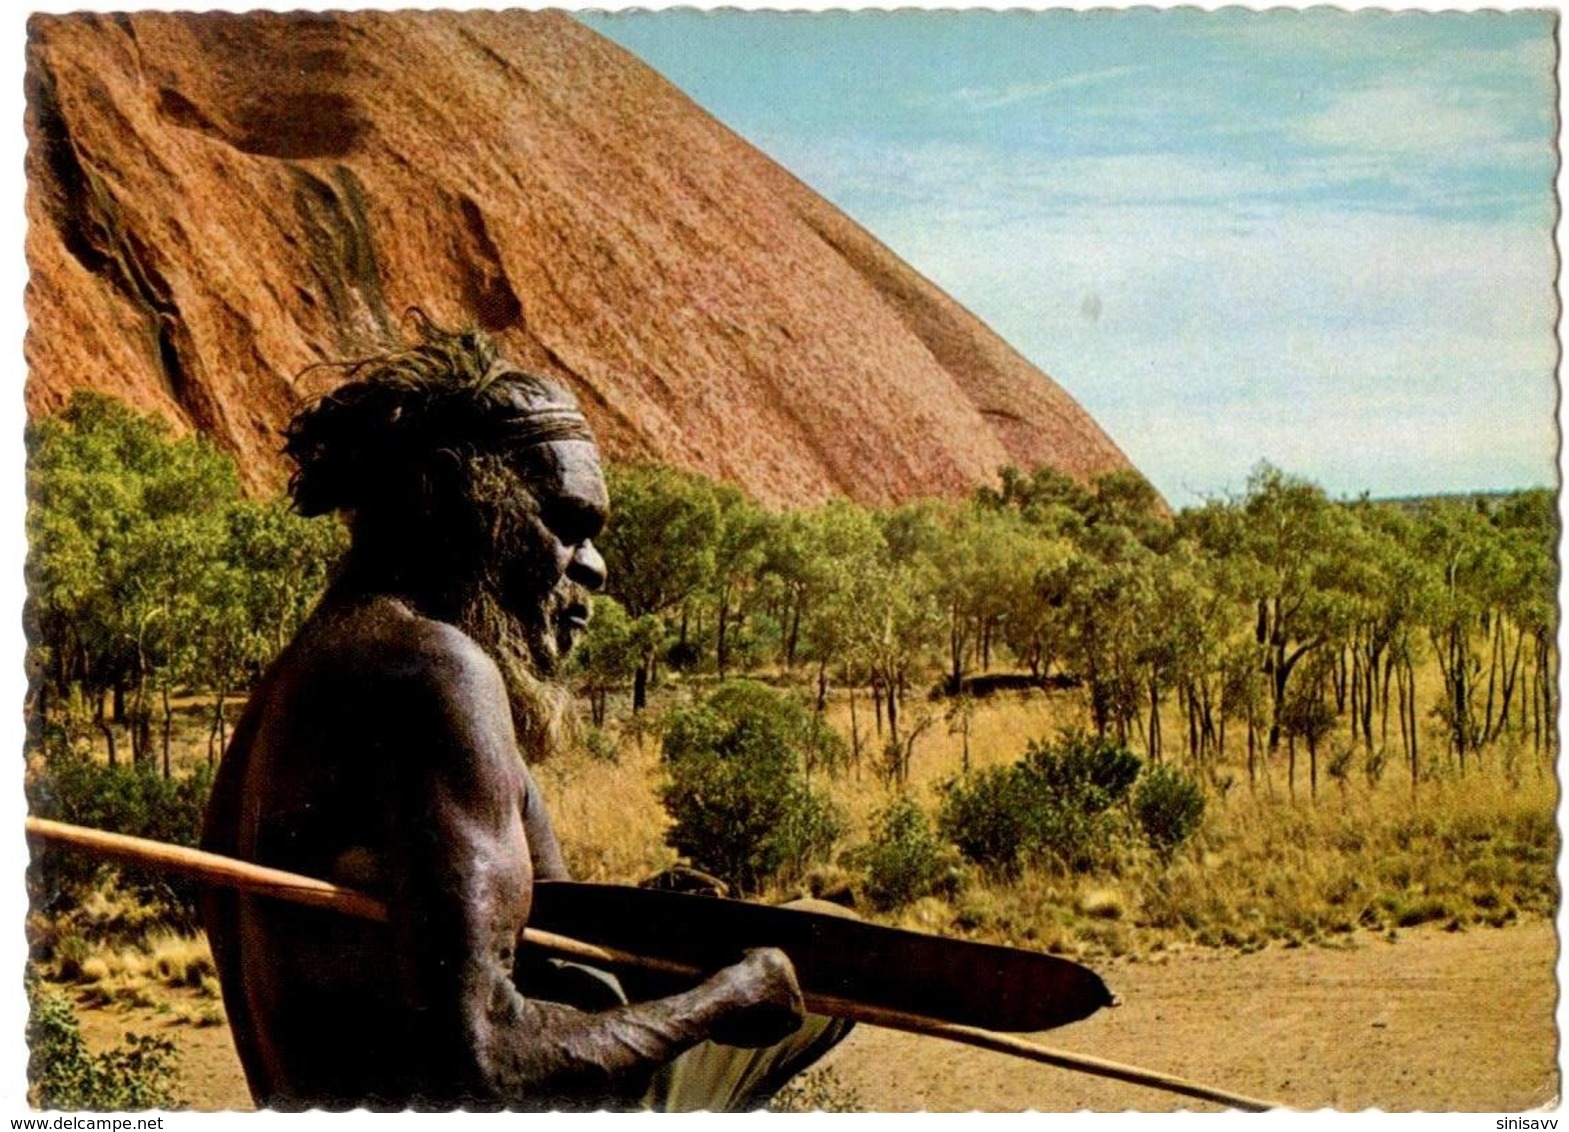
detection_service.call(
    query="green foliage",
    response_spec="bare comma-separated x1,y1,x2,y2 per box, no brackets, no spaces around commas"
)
600,463,724,620
27,975,179,1110
1024,731,1144,803
27,741,213,927
940,732,1146,876
26,395,240,736
936,764,1037,876
847,794,960,910
1133,764,1207,862
26,393,345,766
660,681,845,894
1019,732,1144,872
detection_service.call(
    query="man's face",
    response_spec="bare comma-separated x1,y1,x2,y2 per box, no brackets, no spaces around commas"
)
500,435,609,676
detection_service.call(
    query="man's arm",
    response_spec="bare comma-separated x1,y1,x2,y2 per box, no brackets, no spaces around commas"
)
381,622,802,1110
519,764,571,882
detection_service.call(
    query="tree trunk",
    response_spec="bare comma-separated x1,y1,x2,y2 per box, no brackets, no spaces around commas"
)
785,597,802,672
208,689,226,764
848,680,861,778
161,683,173,778
1492,624,1525,743
1287,734,1297,799
886,675,900,747
1537,631,1553,755
1308,733,1318,799
1348,647,1361,744
948,604,965,695
1484,618,1501,737
96,689,117,768
1333,648,1348,715
1147,677,1162,762
633,662,649,713
1381,652,1395,752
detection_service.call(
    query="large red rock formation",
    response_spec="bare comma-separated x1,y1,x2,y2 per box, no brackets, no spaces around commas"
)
24,9,1139,508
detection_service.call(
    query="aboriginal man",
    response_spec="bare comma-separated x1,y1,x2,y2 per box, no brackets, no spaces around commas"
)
200,322,847,1110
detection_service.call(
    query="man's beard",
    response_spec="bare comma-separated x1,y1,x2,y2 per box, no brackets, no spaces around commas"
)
454,581,581,761
441,456,594,760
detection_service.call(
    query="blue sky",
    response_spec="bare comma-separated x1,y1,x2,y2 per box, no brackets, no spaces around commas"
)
577,9,1560,506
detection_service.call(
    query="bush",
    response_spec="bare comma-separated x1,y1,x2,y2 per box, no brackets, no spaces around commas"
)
1020,732,1143,871
27,743,213,931
848,795,959,910
1133,763,1206,862
660,682,844,895
937,765,1036,876
27,975,179,1110
938,731,1144,876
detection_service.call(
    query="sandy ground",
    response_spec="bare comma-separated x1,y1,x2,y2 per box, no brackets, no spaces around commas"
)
826,919,1561,1111
71,919,1559,1113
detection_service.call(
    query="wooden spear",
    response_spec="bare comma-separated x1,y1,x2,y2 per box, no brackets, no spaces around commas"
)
25,816,1281,1111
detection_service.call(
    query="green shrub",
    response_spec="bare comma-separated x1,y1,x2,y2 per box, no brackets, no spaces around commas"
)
660,681,844,894
1133,763,1206,862
1023,731,1143,804
1020,732,1143,871
27,743,213,931
27,975,179,1110
849,795,959,910
938,731,1144,876
937,765,1036,876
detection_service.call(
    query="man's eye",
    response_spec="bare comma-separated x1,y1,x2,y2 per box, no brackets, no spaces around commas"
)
546,503,604,545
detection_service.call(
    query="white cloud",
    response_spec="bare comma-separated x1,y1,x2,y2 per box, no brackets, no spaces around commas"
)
932,67,1139,112
1293,83,1523,155
863,197,1558,500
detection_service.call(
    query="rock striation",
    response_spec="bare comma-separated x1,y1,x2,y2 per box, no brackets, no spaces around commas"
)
25,9,1139,507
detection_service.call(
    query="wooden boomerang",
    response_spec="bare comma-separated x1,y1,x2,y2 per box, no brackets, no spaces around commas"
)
530,880,1112,1032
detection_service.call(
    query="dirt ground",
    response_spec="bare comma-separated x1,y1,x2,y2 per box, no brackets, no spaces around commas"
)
72,919,1559,1112
828,919,1561,1112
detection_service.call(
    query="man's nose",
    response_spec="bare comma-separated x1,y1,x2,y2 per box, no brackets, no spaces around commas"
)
567,540,607,592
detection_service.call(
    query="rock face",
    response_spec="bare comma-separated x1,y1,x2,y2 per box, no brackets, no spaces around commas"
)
24,10,1138,508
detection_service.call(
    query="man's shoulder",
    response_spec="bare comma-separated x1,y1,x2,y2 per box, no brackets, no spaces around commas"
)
284,596,519,774
308,596,506,701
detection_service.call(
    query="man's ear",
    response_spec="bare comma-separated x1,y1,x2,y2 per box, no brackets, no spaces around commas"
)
421,447,467,509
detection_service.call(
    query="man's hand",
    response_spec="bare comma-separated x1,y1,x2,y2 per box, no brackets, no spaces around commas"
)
707,948,806,1049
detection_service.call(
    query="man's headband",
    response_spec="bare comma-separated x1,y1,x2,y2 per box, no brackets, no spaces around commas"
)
479,362,597,449
489,405,597,448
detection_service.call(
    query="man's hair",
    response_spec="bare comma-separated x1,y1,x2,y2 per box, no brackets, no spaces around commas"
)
285,315,583,519
285,316,591,757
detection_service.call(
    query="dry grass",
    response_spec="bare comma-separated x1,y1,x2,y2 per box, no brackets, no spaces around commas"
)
545,674,1559,958
54,670,1558,964
536,722,676,884
55,930,224,1023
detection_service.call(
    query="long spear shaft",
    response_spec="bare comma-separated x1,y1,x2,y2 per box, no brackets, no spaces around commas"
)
26,816,1279,1111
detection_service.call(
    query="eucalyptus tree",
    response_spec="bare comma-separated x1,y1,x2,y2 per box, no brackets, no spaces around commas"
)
1489,489,1559,755
25,394,239,763
929,502,1044,692
1227,464,1360,757
703,484,771,680
1413,499,1500,770
598,463,723,708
